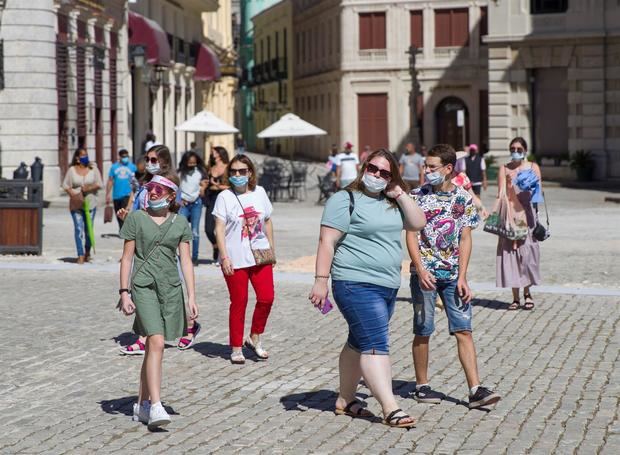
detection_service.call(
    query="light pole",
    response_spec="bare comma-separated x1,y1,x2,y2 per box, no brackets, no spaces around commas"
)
406,45,422,149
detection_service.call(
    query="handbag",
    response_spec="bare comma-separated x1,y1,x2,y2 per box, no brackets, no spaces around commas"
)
104,205,114,223
533,192,550,242
69,191,84,211
230,190,276,266
116,214,178,311
484,189,528,241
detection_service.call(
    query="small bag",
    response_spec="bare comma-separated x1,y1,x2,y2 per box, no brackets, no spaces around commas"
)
69,191,84,211
116,214,177,311
533,192,550,242
104,205,114,224
230,190,276,266
484,190,528,241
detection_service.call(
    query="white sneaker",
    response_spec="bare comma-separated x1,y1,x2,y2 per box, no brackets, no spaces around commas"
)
148,402,171,429
132,401,150,423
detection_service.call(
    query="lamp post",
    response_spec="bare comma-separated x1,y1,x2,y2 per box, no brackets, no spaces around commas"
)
406,45,422,149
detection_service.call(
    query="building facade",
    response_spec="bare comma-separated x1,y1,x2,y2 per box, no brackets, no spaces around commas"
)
128,0,219,167
252,0,294,156
0,0,128,197
293,0,489,161
202,0,239,154
486,0,620,179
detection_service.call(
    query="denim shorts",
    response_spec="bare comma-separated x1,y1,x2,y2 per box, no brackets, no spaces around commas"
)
332,280,398,355
410,275,472,336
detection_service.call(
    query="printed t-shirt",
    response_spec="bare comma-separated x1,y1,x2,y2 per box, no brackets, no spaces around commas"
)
212,186,273,269
109,162,136,200
399,153,424,180
180,169,204,202
321,190,404,289
410,184,479,281
334,153,359,181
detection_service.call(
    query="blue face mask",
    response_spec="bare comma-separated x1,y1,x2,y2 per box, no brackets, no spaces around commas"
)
425,170,445,186
148,197,170,211
511,152,525,162
229,175,249,187
121,156,130,165
79,156,89,166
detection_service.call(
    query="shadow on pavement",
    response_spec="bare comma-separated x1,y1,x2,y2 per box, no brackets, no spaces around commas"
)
58,257,77,263
192,341,231,360
472,298,510,311
99,396,178,417
112,331,136,346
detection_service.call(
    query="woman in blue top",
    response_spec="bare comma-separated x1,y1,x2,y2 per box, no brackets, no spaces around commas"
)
309,149,426,428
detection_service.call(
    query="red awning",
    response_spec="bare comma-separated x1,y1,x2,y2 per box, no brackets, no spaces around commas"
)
194,43,221,81
128,11,171,67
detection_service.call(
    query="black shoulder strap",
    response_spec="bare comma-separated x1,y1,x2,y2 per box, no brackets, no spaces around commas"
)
346,190,354,216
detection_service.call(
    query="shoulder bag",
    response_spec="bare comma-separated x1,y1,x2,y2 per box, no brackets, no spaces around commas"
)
116,214,177,310
230,190,276,266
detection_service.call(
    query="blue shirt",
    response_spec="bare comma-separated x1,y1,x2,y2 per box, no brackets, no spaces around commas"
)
109,162,136,200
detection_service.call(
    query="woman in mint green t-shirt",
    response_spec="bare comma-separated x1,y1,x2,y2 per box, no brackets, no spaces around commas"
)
309,149,426,428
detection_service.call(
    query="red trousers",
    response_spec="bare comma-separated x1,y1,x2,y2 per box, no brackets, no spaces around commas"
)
223,264,275,347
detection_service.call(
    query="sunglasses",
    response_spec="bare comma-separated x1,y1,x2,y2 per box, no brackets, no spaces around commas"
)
229,168,249,176
366,163,392,180
145,182,171,197
510,147,525,153
146,156,159,164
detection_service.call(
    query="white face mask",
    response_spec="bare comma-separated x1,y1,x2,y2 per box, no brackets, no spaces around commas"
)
362,173,388,193
146,163,160,175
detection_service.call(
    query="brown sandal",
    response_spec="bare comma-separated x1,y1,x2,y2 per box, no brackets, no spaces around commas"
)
382,408,416,428
508,300,520,311
523,294,535,310
334,399,374,418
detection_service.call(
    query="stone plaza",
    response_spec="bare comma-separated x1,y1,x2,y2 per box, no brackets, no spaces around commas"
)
1,182,619,454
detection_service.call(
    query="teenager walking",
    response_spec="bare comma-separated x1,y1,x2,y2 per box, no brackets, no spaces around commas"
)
178,151,208,266
119,174,199,429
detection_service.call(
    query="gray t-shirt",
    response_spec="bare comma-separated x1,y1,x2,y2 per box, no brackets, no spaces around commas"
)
321,190,404,289
399,153,424,180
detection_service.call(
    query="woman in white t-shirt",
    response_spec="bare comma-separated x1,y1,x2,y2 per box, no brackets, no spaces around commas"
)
178,151,208,266
213,155,276,364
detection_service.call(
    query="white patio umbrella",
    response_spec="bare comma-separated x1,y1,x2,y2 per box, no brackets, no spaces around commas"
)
175,110,239,134
257,113,327,138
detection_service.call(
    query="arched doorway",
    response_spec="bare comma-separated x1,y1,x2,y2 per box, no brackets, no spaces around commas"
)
435,97,469,150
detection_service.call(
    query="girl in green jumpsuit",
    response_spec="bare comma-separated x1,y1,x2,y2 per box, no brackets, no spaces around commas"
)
119,174,199,430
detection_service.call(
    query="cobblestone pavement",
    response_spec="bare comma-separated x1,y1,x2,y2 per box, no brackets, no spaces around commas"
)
1,269,619,454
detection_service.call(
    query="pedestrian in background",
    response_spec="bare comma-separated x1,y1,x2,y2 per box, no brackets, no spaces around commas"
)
359,145,372,164
464,144,487,196
62,147,103,264
214,155,276,365
119,174,198,430
406,144,501,409
309,149,426,428
204,146,230,265
178,151,209,266
335,142,359,189
497,137,542,310
399,142,425,189
326,144,339,176
106,148,136,229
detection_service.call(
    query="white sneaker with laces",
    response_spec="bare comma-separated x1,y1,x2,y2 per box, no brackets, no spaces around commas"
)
132,401,150,423
148,402,171,429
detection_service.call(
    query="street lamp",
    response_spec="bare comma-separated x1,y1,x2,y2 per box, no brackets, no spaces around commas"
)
130,44,146,68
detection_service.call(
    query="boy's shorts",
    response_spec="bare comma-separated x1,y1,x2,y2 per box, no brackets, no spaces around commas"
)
410,274,472,336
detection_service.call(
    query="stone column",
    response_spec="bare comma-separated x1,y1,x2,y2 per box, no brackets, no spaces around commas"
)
487,45,513,154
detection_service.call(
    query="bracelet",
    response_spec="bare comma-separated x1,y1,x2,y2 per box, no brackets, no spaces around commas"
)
314,275,330,280
118,288,130,295
394,191,405,200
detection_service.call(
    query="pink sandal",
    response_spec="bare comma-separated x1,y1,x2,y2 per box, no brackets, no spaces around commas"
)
120,339,145,355
177,322,201,350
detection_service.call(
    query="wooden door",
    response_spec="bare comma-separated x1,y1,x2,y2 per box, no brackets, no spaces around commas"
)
358,93,389,151
435,96,468,150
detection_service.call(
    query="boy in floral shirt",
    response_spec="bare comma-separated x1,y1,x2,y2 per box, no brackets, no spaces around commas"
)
405,144,501,409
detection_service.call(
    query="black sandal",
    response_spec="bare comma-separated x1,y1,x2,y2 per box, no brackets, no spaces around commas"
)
508,300,521,311
523,294,535,310
334,399,374,418
382,408,416,428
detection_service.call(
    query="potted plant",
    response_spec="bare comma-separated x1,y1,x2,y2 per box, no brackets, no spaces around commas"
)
484,154,498,182
570,150,595,181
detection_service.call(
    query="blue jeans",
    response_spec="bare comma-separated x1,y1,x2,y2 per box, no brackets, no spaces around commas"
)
179,198,202,261
332,280,398,355
70,208,96,257
410,275,472,336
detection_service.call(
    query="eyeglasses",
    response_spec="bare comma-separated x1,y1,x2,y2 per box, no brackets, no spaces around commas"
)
509,147,525,153
365,163,392,180
423,164,445,172
229,168,249,176
145,182,170,197
146,157,158,164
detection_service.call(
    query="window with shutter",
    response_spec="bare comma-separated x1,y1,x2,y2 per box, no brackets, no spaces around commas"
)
452,9,469,47
358,94,389,150
77,21,87,141
435,8,469,47
359,13,386,50
410,10,423,49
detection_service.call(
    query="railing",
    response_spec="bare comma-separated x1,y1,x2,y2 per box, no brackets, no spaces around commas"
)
358,49,388,62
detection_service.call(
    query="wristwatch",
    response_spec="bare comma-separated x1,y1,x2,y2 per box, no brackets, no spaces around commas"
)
118,288,130,295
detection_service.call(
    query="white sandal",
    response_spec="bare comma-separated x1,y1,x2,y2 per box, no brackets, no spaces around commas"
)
230,350,245,364
244,338,269,360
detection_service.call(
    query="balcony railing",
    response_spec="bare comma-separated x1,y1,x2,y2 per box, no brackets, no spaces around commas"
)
358,49,387,62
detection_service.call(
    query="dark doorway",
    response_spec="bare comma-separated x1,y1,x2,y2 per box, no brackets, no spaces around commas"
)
358,93,389,150
95,108,103,172
532,68,568,157
435,96,469,150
